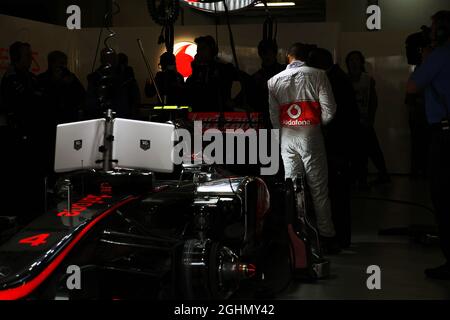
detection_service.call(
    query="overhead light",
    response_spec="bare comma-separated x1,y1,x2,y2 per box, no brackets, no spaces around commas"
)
254,2,296,7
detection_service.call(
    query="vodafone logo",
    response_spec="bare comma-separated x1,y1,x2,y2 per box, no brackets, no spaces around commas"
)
173,41,197,79
287,104,302,119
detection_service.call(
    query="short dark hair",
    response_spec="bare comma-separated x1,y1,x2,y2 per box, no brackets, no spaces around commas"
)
159,52,176,69
345,50,366,72
9,41,30,64
194,35,218,57
118,53,128,66
308,48,333,70
432,10,450,24
287,42,317,62
47,50,67,66
432,10,450,43
258,40,278,57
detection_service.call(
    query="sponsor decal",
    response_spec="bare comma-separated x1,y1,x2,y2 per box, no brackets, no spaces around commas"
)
174,42,197,79
73,139,82,150
57,194,112,217
140,139,151,151
287,104,302,119
280,101,321,127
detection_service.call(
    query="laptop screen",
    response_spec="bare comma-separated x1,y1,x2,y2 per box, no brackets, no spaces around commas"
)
54,119,105,173
112,118,175,173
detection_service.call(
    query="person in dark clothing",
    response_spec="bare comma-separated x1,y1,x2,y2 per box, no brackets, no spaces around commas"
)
405,92,430,176
145,52,185,105
86,49,140,119
186,35,239,112
117,53,130,74
404,35,432,177
250,40,286,180
1,42,42,138
38,51,85,124
0,41,45,223
117,52,138,84
407,10,450,279
346,50,390,188
250,40,285,125
38,50,86,180
308,48,360,248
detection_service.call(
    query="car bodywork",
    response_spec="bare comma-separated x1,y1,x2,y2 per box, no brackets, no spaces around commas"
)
0,112,329,300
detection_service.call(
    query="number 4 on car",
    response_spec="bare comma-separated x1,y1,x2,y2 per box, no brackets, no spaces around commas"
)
19,234,50,247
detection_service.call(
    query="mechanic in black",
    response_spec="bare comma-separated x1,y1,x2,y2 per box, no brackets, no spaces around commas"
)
405,30,431,177
38,51,85,125
0,42,42,140
308,48,360,249
38,50,86,181
145,52,185,105
250,40,285,125
0,41,45,223
86,48,141,119
405,89,430,177
186,35,239,112
117,53,132,76
346,50,389,188
407,10,450,280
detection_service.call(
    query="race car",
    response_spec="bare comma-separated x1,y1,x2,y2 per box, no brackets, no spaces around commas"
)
0,111,329,300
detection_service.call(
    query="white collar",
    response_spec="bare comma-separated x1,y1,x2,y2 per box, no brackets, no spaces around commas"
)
287,60,305,69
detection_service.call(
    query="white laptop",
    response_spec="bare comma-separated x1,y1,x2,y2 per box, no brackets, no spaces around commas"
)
54,119,105,173
112,118,175,173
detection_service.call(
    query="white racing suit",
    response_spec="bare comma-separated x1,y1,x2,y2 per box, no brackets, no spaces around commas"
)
268,60,337,237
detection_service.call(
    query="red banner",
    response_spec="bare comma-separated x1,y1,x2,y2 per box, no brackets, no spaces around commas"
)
279,101,321,127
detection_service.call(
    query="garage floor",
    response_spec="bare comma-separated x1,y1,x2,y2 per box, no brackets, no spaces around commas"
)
279,175,450,300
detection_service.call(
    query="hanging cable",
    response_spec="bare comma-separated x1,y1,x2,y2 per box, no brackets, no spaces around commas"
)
158,23,175,53
91,0,121,73
222,1,239,70
222,0,253,127
147,0,178,53
91,26,104,73
94,0,121,112
104,0,121,53
261,0,277,43
214,2,219,50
